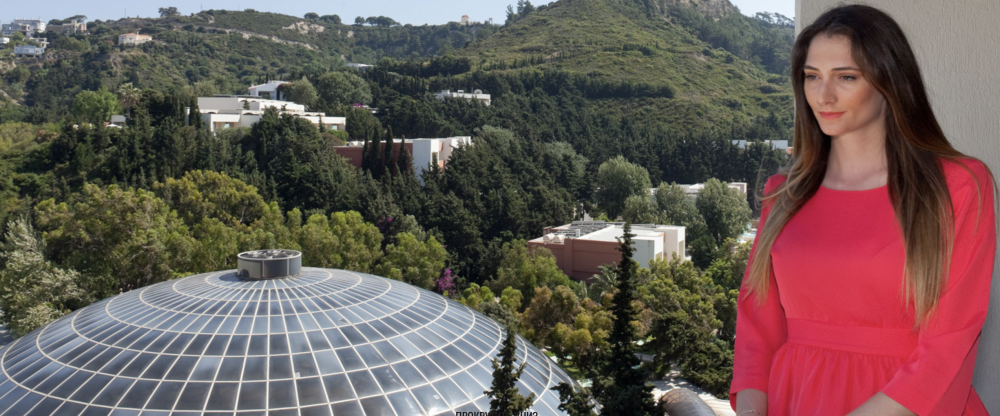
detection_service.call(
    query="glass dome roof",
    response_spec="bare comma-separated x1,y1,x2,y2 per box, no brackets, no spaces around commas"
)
0,267,580,415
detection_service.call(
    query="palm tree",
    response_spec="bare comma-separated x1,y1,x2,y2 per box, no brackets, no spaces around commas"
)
117,83,142,120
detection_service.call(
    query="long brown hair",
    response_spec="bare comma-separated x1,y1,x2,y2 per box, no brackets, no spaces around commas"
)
745,4,996,329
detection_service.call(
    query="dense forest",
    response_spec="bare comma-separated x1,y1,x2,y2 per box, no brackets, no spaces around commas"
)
0,0,794,400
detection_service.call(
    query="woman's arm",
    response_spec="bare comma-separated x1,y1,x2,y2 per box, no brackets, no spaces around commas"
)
878,159,996,414
735,388,768,415
729,174,788,411
846,392,916,416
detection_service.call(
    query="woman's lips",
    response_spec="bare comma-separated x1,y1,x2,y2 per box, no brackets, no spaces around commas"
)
819,111,845,120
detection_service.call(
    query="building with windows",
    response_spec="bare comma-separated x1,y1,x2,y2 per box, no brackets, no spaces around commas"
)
434,89,491,106
333,137,473,182
13,45,44,57
247,80,289,100
197,96,346,134
528,221,687,281
0,250,580,415
1,19,46,36
48,21,88,35
118,32,152,45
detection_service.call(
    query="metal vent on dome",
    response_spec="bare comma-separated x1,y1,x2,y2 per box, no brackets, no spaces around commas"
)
237,249,302,279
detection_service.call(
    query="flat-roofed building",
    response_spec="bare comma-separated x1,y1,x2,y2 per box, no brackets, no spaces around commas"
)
247,80,289,100
345,63,373,71
528,221,687,281
197,96,345,133
650,181,747,203
48,21,87,35
1,19,45,36
13,45,44,57
434,89,491,106
334,136,473,183
118,32,152,45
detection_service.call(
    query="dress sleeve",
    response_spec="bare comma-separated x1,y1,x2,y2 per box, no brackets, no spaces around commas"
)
729,174,789,410
881,160,997,415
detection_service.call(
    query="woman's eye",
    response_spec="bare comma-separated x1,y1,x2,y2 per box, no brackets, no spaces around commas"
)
804,74,818,80
841,75,856,81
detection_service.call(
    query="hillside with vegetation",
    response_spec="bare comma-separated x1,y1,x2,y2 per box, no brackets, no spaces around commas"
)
0,0,795,401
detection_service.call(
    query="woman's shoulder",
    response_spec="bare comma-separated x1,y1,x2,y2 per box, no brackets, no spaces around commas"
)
763,173,788,194
939,156,995,197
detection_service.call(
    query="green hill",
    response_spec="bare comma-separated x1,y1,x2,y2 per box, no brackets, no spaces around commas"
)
0,0,793,134
440,0,793,128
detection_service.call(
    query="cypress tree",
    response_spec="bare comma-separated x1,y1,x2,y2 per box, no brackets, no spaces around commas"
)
189,98,202,130
551,383,596,416
485,326,536,414
383,126,394,177
590,222,658,416
361,138,371,171
370,135,382,179
397,137,414,175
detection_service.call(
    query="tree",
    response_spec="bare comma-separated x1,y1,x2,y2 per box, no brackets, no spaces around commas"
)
304,12,319,20
354,16,365,26
521,286,580,347
640,254,735,398
152,170,268,227
158,7,180,17
283,76,318,108
0,218,91,337
622,194,659,224
489,241,576,308
505,5,517,25
596,156,651,219
320,15,342,25
314,71,373,108
551,383,597,416
703,237,751,292
346,107,381,142
71,88,122,125
590,222,658,415
485,326,536,414
296,211,383,273
35,184,196,299
116,82,142,120
374,233,447,289
654,182,707,238
696,178,752,244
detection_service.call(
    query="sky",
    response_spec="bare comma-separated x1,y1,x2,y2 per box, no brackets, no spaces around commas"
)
1,0,794,27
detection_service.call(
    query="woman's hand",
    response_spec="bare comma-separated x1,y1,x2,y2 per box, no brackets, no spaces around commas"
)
845,392,916,416
736,388,768,415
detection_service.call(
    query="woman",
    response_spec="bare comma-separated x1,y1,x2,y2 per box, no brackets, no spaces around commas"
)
730,5,996,416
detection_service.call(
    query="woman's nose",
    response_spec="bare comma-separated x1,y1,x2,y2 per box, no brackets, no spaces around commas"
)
817,79,836,106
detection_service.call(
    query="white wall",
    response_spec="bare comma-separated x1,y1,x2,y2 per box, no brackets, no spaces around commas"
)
633,238,661,269
796,1,1000,411
655,226,686,260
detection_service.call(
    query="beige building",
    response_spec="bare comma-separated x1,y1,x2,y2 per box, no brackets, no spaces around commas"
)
528,221,686,281
797,1,1000,411
48,21,87,35
118,32,152,45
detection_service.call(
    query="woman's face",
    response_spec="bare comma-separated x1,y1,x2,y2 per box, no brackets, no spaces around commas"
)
803,34,887,139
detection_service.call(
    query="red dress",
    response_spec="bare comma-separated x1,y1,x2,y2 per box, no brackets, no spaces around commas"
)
730,158,995,415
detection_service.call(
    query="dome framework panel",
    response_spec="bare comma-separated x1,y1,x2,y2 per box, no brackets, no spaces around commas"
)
0,268,581,415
